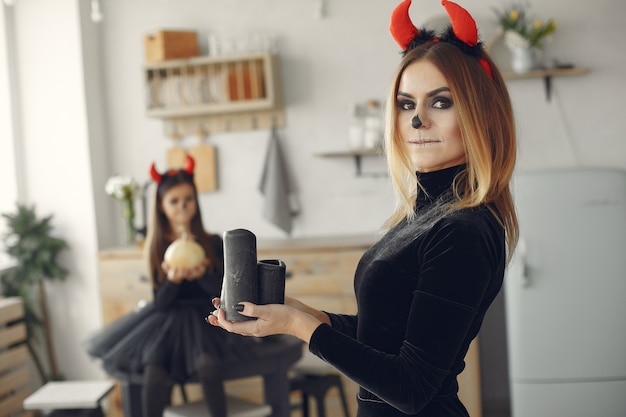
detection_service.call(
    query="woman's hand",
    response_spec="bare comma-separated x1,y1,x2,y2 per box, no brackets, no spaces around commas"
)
285,296,332,325
206,298,324,343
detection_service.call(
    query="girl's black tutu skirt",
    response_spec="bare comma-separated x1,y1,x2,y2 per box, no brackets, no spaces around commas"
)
84,301,265,384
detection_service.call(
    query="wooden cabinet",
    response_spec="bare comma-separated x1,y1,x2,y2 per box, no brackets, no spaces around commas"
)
257,235,371,316
98,248,151,324
144,52,285,134
97,235,482,417
97,248,150,417
257,236,373,417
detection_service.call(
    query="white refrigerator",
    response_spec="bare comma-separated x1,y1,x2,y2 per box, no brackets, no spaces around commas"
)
505,168,626,417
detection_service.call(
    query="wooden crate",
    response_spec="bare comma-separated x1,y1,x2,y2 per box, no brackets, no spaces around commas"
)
0,297,32,417
144,30,199,63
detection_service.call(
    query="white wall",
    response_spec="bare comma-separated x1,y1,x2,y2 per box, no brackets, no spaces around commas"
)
8,0,104,381
5,0,626,404
97,0,626,242
0,4,20,230
100,0,404,241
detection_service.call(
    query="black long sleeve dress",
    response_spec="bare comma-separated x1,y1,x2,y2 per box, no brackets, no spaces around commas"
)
308,165,506,417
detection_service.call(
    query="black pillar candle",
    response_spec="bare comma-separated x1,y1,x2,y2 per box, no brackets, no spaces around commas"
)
221,228,258,321
257,259,286,305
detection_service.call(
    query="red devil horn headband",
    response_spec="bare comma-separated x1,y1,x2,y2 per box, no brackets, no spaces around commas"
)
390,0,492,78
390,0,420,50
149,163,162,183
441,0,477,46
149,154,195,184
390,0,477,48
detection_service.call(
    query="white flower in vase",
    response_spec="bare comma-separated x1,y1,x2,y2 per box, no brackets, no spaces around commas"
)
105,175,141,244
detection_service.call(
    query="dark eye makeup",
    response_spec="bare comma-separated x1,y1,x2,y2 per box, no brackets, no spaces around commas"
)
396,96,453,111
396,99,415,111
432,96,452,109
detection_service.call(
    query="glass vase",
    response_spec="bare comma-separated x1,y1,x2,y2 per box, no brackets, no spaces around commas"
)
510,47,538,74
122,199,136,245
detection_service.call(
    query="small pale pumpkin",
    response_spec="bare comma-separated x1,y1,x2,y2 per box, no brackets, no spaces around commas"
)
164,231,205,268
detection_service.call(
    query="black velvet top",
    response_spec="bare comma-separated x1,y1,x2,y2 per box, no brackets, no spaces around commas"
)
308,165,505,417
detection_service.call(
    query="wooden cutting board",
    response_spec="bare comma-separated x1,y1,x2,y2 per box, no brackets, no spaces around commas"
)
166,134,187,170
189,133,218,192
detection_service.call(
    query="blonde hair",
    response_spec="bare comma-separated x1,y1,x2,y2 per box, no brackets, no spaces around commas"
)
383,42,519,260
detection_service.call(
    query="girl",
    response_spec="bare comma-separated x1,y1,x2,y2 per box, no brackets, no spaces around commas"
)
87,156,261,417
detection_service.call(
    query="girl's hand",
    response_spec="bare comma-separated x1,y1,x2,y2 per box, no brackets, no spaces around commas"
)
207,298,323,343
162,261,185,284
162,258,209,283
184,258,209,281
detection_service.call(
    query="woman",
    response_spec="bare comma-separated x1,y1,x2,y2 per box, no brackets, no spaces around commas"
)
209,1,518,416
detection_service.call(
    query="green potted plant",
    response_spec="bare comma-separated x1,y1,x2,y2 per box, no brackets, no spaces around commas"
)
0,203,69,382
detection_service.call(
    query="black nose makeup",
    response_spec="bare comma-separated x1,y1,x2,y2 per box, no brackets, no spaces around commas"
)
411,115,422,129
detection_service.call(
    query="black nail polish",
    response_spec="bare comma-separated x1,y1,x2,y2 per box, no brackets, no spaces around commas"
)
234,304,244,312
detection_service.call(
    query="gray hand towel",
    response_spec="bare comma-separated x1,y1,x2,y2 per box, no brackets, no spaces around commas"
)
258,128,298,234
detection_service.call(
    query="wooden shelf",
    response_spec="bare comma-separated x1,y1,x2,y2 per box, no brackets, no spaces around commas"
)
314,148,385,177
501,67,591,101
144,52,284,134
313,148,383,158
502,66,590,80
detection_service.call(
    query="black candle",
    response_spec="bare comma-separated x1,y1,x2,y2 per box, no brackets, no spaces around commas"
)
257,259,286,305
221,229,258,321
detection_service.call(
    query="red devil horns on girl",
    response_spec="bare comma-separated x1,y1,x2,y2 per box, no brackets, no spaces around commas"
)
149,155,195,184
390,0,492,78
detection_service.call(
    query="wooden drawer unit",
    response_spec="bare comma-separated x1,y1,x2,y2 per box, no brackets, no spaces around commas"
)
257,239,370,316
98,247,152,325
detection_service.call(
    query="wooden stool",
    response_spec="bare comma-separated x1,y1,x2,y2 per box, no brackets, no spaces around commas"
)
164,396,272,417
289,352,350,417
22,380,115,417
